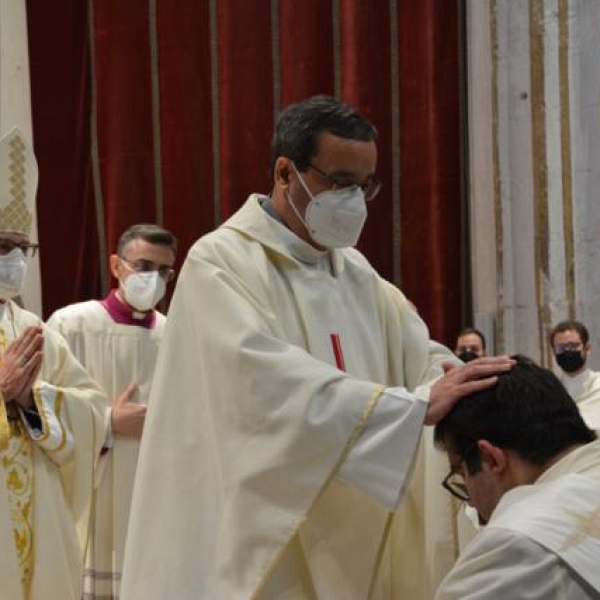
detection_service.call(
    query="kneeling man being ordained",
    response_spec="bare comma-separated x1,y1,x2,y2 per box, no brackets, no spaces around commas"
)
435,355,600,600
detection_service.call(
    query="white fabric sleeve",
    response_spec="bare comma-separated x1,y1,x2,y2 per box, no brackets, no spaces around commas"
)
19,381,74,466
435,528,591,600
337,385,429,510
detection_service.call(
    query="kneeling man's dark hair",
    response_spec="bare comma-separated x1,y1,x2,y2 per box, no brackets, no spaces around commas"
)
434,355,596,474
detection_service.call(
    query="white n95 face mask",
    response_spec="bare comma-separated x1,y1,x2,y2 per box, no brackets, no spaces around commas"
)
0,248,27,299
122,271,166,312
288,163,367,248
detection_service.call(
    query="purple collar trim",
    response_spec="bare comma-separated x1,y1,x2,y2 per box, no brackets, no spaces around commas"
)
100,290,156,329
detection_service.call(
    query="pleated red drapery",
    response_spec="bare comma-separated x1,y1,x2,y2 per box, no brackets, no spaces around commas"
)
26,0,99,309
27,0,462,347
399,0,463,344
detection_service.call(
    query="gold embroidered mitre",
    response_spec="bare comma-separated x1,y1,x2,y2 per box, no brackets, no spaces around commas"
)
0,128,38,236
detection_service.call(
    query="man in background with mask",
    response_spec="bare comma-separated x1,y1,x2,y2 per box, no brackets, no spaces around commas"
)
550,320,600,432
48,223,177,599
0,128,106,600
121,95,513,600
454,327,487,363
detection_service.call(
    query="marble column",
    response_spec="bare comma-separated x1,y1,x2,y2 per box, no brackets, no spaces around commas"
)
467,0,600,368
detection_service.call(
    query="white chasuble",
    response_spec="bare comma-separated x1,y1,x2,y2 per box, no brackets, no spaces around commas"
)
121,195,460,600
0,301,105,600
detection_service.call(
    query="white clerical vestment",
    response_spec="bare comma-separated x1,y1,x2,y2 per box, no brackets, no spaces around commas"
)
436,440,600,599
121,195,460,600
48,296,165,599
0,300,106,600
562,369,600,433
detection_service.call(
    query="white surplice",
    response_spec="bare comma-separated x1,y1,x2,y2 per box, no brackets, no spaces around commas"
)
121,195,460,600
562,369,600,433
0,301,106,600
48,299,165,599
436,440,600,600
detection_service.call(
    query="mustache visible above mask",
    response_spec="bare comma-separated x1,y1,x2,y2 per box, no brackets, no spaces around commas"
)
0,248,27,299
122,271,166,312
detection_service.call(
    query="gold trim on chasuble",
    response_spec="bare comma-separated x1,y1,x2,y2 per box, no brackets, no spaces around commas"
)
0,386,9,451
0,323,34,598
252,386,386,600
31,382,51,443
31,384,67,451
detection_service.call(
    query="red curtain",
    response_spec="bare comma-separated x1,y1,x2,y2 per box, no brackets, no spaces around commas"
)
27,0,462,347
398,0,463,344
27,0,99,309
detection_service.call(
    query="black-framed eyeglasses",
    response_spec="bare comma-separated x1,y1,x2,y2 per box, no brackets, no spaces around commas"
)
306,163,382,201
119,256,176,281
442,465,470,502
441,443,479,502
0,239,39,258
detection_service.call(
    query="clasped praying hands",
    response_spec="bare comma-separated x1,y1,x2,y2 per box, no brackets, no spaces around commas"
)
0,325,44,408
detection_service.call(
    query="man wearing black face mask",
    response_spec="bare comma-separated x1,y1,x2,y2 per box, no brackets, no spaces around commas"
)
455,327,487,363
550,320,600,433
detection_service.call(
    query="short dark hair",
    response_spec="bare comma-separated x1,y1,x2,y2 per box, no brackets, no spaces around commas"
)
456,327,486,350
549,320,589,347
117,224,178,256
269,95,378,179
434,355,596,474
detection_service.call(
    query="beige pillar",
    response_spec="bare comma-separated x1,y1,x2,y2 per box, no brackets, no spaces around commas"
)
467,0,600,368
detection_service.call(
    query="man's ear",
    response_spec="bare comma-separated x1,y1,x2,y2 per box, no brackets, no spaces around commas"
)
274,157,292,189
477,439,508,475
109,254,121,280
585,342,592,356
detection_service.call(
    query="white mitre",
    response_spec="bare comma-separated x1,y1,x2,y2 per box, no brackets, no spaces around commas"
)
0,127,38,236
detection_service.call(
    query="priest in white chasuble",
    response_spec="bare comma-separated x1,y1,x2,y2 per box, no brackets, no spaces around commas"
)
48,223,178,599
0,128,106,600
121,96,513,600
